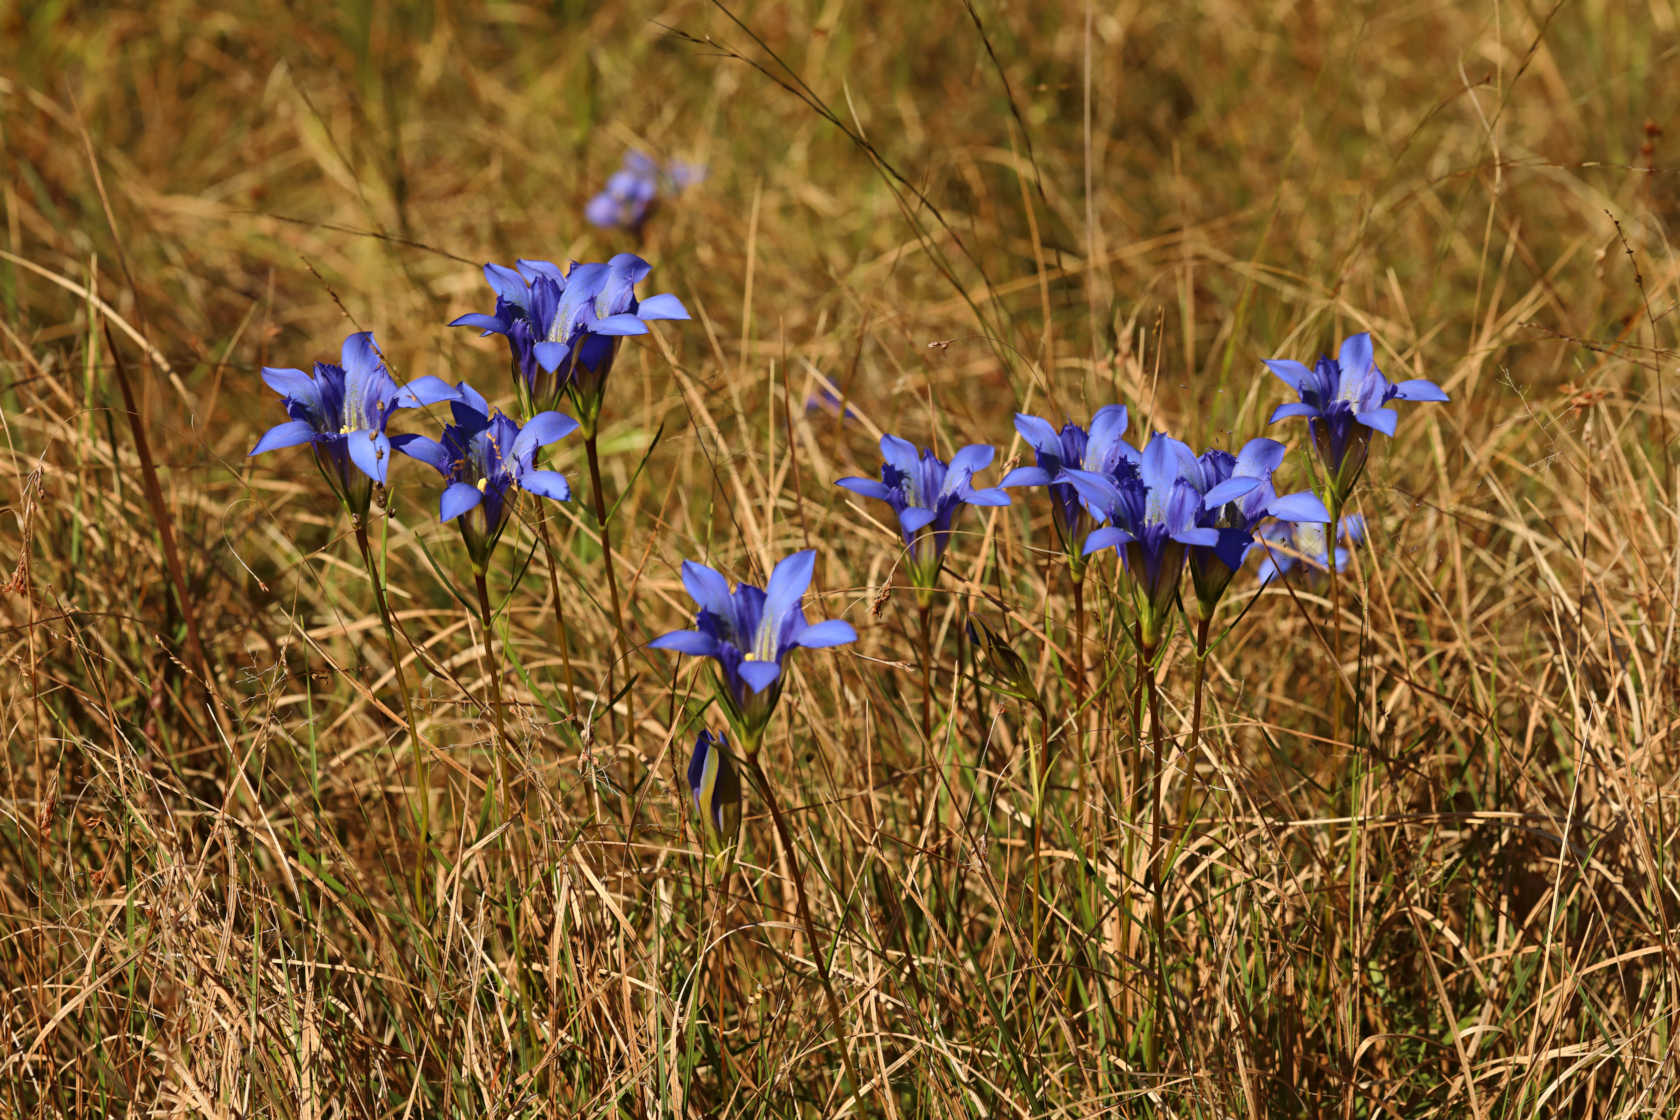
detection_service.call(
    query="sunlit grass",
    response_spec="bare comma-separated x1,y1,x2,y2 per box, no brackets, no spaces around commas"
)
3,1,1677,1115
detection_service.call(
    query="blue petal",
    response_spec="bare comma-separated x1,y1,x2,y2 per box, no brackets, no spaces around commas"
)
999,466,1053,488
449,312,507,335
1393,378,1449,402
1264,359,1316,392
483,263,529,307
1338,333,1375,377
250,419,317,456
515,259,568,287
1269,402,1320,424
1233,437,1286,478
1355,409,1398,437
1059,467,1127,514
836,477,893,502
390,433,449,473
738,659,782,694
591,313,651,337
348,429,391,484
260,366,319,406
340,331,382,381
1083,526,1133,555
1012,413,1062,457
585,193,622,228
636,293,690,321
681,561,735,619
533,341,570,373
795,619,857,648
963,486,1012,507
879,434,921,479
511,411,580,460
1173,526,1222,547
649,629,720,656
900,507,937,534
762,551,815,636
394,375,461,408
520,469,571,501
1202,476,1262,506
946,444,996,482
440,482,483,522
1267,490,1330,522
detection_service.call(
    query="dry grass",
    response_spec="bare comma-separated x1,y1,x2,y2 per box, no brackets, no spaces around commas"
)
3,1,1679,1115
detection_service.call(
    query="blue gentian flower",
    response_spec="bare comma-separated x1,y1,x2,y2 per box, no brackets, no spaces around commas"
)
1255,515,1367,584
649,550,857,748
1180,437,1330,612
1265,333,1448,509
688,729,742,850
449,253,688,426
1000,405,1138,569
1061,433,1220,648
250,331,458,517
585,152,661,232
390,384,577,568
836,436,1011,600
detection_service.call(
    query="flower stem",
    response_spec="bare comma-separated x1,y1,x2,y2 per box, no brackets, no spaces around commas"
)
743,753,867,1104
474,567,511,818
535,513,580,720
353,522,429,900
584,431,627,745
1182,616,1211,817
1141,638,1168,1070
917,599,934,745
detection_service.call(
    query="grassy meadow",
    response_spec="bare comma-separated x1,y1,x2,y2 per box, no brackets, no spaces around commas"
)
4,0,1680,1115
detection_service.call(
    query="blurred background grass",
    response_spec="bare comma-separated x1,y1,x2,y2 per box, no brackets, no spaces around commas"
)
3,0,1679,1115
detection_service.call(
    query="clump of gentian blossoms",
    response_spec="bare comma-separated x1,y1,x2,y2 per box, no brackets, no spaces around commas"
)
585,152,704,235
450,254,688,429
836,436,1011,605
1265,332,1448,513
391,384,577,570
649,550,857,749
250,331,458,519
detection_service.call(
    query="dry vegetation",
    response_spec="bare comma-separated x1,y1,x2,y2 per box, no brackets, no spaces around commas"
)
3,0,1679,1115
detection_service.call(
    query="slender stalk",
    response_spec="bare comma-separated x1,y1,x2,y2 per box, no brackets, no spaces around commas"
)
535,513,581,719
1181,616,1212,817
743,753,867,1104
584,432,627,745
353,522,429,894
1141,638,1168,1070
474,568,511,818
917,600,934,745
1025,699,1050,1048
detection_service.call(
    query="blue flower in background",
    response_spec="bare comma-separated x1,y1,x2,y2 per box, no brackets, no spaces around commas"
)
250,331,458,516
1001,405,1137,569
1256,515,1367,584
688,729,743,850
391,384,577,568
1265,333,1448,509
585,152,705,234
1181,437,1330,612
836,436,1011,598
1061,433,1219,648
450,253,688,426
650,550,857,747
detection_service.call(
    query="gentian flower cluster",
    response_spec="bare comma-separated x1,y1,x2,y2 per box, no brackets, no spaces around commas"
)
1001,405,1137,571
1256,515,1367,584
1266,332,1448,512
1178,438,1329,614
391,384,578,570
450,254,689,428
687,729,743,850
584,152,704,234
1059,434,1219,649
649,550,857,748
836,436,1011,603
250,331,458,517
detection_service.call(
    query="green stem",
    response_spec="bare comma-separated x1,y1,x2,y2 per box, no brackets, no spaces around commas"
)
744,754,867,1104
353,523,429,899
1181,616,1211,817
918,600,934,745
1141,639,1167,1070
474,568,511,819
584,432,627,745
